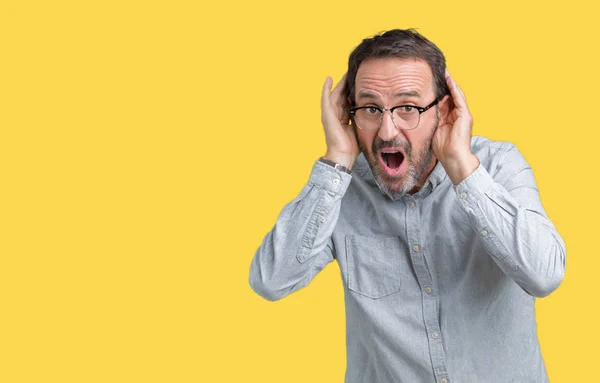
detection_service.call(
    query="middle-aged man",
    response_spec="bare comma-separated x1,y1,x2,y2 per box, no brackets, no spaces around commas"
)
249,29,566,383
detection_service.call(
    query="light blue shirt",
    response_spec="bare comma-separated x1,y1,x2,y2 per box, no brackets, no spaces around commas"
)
249,136,566,383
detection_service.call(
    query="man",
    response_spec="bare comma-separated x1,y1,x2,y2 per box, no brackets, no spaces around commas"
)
249,29,565,383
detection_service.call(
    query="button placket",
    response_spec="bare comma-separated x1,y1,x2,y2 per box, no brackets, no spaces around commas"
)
404,192,449,382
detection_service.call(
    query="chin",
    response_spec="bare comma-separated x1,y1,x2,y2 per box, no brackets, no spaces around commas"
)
382,181,414,199
372,164,416,199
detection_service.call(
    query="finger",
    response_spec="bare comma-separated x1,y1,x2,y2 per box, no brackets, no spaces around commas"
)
321,76,333,111
332,73,351,124
445,70,468,110
445,70,464,102
331,73,348,101
445,69,464,97
454,79,466,101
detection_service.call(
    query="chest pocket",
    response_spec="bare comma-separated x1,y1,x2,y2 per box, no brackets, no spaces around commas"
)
345,235,407,299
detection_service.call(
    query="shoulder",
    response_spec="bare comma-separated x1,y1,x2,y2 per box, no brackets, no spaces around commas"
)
470,136,518,158
470,136,532,184
470,136,527,167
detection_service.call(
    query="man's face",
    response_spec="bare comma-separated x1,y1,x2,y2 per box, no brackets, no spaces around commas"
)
353,57,441,199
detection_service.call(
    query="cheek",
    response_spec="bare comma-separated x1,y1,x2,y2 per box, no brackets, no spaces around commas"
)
404,132,429,155
405,121,437,150
356,130,375,151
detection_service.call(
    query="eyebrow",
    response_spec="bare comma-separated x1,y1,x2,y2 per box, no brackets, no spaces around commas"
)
394,90,421,98
357,90,421,100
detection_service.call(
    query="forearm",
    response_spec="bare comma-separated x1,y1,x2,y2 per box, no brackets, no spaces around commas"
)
249,160,351,301
454,162,566,297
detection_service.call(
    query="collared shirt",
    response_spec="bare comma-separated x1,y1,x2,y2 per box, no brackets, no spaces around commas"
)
249,136,566,383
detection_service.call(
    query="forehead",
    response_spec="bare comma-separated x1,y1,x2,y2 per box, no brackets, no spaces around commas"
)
355,58,434,99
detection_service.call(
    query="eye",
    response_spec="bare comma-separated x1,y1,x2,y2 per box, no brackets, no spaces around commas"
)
365,107,380,115
397,106,416,113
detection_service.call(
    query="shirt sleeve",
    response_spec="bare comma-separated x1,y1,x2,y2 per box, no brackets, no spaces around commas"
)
249,160,352,301
453,144,566,297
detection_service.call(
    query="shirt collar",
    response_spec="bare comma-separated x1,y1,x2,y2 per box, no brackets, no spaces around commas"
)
426,159,448,190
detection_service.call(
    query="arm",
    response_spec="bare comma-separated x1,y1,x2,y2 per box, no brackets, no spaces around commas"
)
249,161,351,301
454,145,566,297
250,74,359,301
433,70,565,297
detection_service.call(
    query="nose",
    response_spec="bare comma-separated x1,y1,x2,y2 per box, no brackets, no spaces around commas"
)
377,110,400,142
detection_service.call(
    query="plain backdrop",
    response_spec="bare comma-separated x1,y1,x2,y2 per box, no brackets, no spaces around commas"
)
1,0,597,381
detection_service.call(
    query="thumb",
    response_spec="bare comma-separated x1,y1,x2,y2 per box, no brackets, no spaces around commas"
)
321,76,333,112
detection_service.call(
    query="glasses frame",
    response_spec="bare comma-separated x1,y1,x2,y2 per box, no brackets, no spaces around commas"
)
349,98,440,131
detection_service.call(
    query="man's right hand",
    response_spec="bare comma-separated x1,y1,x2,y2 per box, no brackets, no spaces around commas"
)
321,74,360,170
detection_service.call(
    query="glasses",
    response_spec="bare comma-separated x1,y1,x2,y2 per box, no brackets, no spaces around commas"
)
349,98,439,131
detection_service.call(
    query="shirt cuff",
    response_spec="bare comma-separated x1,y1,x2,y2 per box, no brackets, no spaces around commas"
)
308,159,353,195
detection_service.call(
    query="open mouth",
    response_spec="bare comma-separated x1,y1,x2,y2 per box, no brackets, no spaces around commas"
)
380,150,405,170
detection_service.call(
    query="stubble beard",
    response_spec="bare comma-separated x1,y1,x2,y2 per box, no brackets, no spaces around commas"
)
359,117,438,200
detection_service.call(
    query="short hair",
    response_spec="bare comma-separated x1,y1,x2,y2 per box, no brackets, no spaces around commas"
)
347,29,450,104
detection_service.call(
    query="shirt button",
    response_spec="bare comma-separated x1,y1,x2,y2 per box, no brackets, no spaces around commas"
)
332,179,340,185
408,201,415,208
481,229,489,236
432,332,439,339
425,287,432,294
460,192,467,199
441,379,448,383
320,217,326,223
412,244,420,252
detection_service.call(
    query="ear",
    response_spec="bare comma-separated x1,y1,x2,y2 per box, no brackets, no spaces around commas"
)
437,94,453,124
347,95,355,126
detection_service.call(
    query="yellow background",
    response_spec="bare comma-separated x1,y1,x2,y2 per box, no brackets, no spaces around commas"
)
1,0,597,381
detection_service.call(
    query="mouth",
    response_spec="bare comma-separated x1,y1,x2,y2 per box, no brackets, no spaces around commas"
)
380,149,405,171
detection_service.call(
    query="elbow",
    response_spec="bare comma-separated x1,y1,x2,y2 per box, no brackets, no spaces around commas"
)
525,244,566,298
249,276,287,302
526,274,563,298
248,261,291,302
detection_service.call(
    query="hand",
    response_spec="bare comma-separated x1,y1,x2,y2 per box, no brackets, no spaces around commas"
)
321,74,360,169
432,70,480,184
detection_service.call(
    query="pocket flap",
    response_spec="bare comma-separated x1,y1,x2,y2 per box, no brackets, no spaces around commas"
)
346,235,405,299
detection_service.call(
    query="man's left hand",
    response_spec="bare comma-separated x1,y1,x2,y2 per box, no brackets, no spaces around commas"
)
432,70,480,185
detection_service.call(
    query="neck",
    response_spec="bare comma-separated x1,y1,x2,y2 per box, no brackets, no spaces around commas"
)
409,156,438,194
